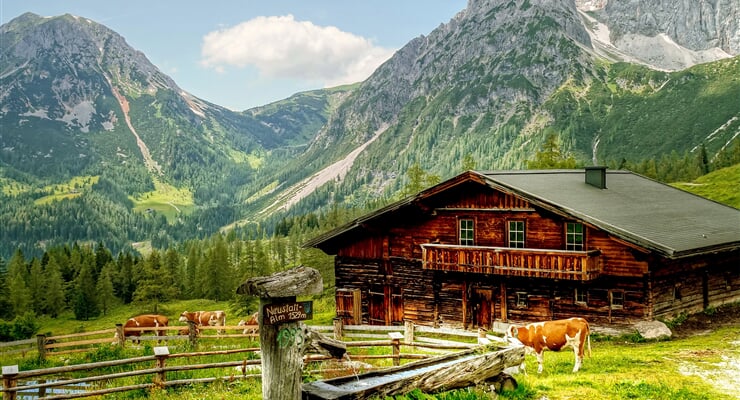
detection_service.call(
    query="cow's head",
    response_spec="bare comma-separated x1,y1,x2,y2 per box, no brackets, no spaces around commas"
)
505,325,523,345
178,311,189,323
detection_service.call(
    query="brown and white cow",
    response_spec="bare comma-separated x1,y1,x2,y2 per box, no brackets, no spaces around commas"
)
179,310,227,334
237,312,259,335
506,317,591,373
114,314,169,345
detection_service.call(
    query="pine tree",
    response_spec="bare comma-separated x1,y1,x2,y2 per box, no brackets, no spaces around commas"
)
43,256,66,318
526,133,578,169
163,248,183,299
73,260,99,320
133,249,177,312
96,262,117,315
7,249,31,318
28,258,44,314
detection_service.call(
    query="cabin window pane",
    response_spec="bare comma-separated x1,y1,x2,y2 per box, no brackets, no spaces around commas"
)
516,292,528,308
459,219,474,246
610,290,624,309
508,221,525,248
575,288,587,305
566,222,584,251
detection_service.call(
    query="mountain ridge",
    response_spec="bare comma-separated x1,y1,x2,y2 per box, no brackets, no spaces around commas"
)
1,1,739,259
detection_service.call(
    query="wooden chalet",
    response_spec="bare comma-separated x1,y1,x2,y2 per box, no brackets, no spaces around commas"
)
305,167,740,328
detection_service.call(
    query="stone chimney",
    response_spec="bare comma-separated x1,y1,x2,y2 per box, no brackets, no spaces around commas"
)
585,166,607,189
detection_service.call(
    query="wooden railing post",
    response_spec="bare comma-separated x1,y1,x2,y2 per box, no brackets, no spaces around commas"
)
236,265,324,400
2,365,18,400
187,321,198,347
153,347,169,387
388,332,403,366
115,324,125,347
36,334,46,362
333,317,343,340
404,320,414,344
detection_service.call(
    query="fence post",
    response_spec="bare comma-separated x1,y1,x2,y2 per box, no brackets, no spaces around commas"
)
115,324,125,347
388,332,403,366
187,321,198,347
236,266,323,400
36,334,46,362
404,320,414,344
333,317,343,340
153,347,169,387
2,365,18,400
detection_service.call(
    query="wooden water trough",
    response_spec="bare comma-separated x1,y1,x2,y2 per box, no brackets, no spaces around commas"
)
302,344,525,399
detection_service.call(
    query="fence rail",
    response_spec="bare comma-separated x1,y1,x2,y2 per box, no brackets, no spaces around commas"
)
1,321,504,400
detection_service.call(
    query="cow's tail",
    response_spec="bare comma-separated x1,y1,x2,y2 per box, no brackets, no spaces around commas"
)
587,332,592,357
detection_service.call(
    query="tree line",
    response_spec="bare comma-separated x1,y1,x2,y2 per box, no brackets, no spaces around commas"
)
0,228,335,334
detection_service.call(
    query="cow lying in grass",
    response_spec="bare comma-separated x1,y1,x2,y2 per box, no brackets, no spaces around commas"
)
237,312,259,335
179,310,226,335
505,317,591,373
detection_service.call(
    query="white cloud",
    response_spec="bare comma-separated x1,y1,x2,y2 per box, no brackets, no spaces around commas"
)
200,15,395,87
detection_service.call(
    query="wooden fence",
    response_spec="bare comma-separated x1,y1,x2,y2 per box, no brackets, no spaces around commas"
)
1,321,502,400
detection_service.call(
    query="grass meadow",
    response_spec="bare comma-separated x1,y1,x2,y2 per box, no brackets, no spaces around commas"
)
2,300,738,400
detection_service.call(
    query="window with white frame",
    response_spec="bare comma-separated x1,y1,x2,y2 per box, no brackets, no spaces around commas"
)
566,222,584,251
508,220,525,248
459,219,474,246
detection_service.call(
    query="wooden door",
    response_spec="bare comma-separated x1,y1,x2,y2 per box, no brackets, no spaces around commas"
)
472,288,493,329
368,286,386,325
391,289,404,325
336,288,361,325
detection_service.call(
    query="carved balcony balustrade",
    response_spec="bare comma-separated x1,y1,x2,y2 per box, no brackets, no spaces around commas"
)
420,243,602,281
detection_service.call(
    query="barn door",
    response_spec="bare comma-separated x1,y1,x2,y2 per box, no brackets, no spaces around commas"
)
368,286,386,325
472,288,493,329
368,285,404,325
390,288,404,325
336,288,361,325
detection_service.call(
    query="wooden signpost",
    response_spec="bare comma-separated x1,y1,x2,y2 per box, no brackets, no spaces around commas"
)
237,265,345,400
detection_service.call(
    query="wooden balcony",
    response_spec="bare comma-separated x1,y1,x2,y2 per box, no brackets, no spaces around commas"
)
420,243,602,281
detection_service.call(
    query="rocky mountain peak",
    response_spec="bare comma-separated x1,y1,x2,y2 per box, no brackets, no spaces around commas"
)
576,0,739,70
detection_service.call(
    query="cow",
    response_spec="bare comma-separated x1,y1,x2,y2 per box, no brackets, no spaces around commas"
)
505,317,591,373
114,314,169,345
179,310,227,334
237,312,259,335
178,326,200,337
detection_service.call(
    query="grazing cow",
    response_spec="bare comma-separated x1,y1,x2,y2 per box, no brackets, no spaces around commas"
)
506,317,591,373
179,310,227,334
114,314,169,345
237,312,259,335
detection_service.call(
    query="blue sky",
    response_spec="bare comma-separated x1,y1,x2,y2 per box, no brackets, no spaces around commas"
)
1,1,467,110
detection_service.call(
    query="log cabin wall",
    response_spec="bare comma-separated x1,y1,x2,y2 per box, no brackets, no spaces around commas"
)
651,252,740,320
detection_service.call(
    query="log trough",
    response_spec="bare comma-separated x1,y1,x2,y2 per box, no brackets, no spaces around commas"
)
302,344,525,399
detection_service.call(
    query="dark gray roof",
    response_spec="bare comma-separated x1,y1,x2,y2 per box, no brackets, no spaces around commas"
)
305,169,740,258
478,169,740,257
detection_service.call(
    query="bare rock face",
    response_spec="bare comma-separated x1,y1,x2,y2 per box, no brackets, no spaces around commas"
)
580,0,740,70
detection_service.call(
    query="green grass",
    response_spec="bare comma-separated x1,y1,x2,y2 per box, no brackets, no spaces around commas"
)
131,178,195,221
672,164,740,209
4,302,739,400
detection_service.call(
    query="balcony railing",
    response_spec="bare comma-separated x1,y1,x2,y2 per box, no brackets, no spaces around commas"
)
420,243,602,281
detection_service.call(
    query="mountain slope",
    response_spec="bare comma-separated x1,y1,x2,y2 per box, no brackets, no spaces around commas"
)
1,1,739,259
0,13,342,257
246,0,740,217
